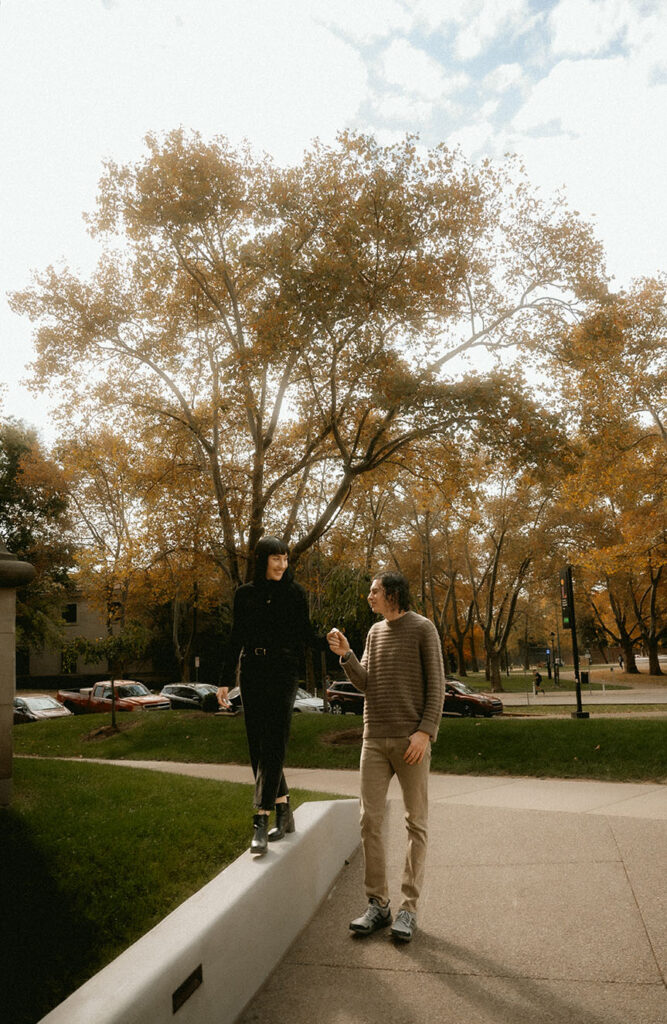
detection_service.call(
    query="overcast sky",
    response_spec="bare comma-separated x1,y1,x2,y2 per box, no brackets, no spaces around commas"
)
2,0,666,438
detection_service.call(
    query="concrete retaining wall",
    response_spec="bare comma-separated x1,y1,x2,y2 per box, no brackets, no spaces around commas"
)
40,798,360,1024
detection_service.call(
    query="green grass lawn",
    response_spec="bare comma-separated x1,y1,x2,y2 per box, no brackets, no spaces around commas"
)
1,757,339,1024
14,708,667,782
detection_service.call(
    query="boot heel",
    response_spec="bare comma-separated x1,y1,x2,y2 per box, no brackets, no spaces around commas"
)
268,800,295,841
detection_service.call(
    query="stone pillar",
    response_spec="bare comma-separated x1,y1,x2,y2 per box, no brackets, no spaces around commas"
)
0,542,36,806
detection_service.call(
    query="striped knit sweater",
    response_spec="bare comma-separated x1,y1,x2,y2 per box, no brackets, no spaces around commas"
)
341,611,445,741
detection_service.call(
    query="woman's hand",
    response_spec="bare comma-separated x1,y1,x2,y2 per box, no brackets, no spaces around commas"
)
327,628,350,657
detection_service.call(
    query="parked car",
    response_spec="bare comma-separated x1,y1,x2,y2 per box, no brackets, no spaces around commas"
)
56,681,170,714
443,679,503,718
226,686,325,713
13,694,74,724
326,680,365,716
160,683,221,712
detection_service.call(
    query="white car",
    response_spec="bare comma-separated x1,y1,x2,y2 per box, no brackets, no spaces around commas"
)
227,686,325,713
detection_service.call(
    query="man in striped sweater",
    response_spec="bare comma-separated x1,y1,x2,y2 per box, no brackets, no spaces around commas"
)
327,571,445,943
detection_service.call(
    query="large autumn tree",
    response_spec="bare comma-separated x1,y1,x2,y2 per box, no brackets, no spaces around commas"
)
13,130,605,584
550,278,667,673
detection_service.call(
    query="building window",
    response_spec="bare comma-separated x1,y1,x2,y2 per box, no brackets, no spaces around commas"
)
62,602,78,624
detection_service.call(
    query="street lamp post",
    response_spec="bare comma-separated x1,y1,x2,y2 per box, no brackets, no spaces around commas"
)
560,565,588,719
0,542,36,805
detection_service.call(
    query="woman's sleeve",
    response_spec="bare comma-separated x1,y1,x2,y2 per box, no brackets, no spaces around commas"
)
218,587,246,687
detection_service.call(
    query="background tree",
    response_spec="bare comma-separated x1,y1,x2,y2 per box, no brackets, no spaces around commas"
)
13,130,605,585
563,437,666,674
0,419,74,660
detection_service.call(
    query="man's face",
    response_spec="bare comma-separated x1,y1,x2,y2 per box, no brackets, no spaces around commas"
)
368,578,394,617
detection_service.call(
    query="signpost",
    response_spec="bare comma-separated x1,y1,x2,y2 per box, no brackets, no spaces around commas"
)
560,565,589,719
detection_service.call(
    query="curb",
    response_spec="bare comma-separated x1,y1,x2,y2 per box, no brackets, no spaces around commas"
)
39,798,360,1024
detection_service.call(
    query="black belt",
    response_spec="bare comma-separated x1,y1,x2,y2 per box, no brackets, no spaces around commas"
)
245,647,294,657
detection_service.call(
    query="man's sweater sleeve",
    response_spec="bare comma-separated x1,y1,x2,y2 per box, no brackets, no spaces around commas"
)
418,621,446,740
340,641,369,691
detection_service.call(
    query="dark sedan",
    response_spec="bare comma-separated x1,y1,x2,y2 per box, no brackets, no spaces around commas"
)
443,679,503,717
325,680,365,715
160,684,221,712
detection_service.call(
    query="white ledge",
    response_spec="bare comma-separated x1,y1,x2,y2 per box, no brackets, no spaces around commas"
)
40,799,360,1024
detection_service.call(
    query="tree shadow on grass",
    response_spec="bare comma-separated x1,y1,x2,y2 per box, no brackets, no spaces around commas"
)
0,811,101,1024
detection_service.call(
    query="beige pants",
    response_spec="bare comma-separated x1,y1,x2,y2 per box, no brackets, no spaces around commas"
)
359,737,431,915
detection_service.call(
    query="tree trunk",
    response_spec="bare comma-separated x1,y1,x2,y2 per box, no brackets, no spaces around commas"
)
488,649,504,692
469,629,479,672
454,636,467,677
647,640,663,676
522,617,530,671
621,641,638,673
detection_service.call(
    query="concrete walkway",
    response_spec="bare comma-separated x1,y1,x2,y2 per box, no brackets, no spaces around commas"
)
109,761,666,1024
501,686,667,708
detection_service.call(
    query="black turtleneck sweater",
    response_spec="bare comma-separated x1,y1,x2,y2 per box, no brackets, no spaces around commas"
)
219,578,322,687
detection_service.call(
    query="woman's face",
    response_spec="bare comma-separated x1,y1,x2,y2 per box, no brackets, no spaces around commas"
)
265,552,288,581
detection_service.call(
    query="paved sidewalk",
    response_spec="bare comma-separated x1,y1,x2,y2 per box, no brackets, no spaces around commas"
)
499,686,667,707
110,761,666,1023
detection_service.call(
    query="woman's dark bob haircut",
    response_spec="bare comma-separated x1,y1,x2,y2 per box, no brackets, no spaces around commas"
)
253,536,290,584
373,571,411,612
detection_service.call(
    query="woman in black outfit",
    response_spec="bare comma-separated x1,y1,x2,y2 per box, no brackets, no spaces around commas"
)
217,536,321,856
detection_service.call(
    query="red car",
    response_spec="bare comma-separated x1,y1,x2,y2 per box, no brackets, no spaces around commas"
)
325,681,365,715
56,680,170,714
443,679,503,718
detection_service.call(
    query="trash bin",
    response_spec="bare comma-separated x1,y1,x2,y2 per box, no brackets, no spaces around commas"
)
580,671,589,685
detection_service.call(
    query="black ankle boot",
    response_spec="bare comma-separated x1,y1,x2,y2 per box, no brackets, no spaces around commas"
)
268,800,295,842
250,813,269,855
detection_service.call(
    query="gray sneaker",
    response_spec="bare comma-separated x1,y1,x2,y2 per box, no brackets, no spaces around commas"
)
390,909,416,942
349,898,392,935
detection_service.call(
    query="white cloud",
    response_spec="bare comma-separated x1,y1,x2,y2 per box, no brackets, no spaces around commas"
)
624,3,667,77
455,0,531,61
507,54,667,283
548,0,635,56
479,98,500,119
402,0,471,32
374,93,433,123
484,62,525,92
313,0,411,43
379,38,468,100
447,121,495,157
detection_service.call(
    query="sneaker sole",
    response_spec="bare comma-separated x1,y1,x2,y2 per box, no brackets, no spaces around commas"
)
349,917,392,934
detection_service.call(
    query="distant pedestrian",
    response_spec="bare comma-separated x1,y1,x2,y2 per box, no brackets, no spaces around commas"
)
533,670,544,695
618,655,624,670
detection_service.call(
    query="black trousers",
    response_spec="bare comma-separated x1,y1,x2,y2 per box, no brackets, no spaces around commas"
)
240,657,299,810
